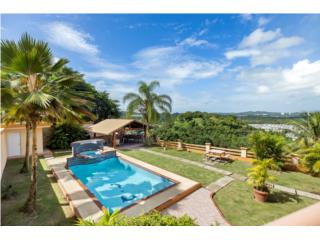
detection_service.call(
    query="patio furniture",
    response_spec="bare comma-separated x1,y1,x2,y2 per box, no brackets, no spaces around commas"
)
205,149,231,163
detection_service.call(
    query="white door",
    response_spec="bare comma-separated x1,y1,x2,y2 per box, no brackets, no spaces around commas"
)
7,132,21,157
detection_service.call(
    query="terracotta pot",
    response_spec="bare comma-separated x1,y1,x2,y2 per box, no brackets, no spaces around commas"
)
253,187,269,202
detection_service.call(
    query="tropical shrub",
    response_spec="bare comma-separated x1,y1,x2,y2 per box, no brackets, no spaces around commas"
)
48,122,88,150
294,112,320,145
248,131,286,167
300,143,320,176
247,159,277,191
76,209,197,226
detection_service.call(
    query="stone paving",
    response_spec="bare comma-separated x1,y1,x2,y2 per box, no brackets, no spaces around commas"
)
206,176,234,193
162,187,230,226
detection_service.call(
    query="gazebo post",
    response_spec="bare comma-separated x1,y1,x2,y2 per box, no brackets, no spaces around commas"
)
144,125,147,142
112,132,116,149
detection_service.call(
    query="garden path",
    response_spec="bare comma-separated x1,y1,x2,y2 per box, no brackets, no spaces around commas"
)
162,187,230,226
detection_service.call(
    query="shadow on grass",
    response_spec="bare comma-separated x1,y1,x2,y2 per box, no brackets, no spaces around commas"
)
1,158,75,225
268,191,301,204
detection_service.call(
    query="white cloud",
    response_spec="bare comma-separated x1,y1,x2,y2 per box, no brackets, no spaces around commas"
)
258,17,271,27
225,49,260,59
198,28,208,36
281,59,320,92
43,21,137,83
134,45,226,88
241,14,253,21
235,59,320,96
257,85,270,93
44,22,99,56
268,36,303,49
178,37,214,48
225,28,304,66
204,18,219,26
84,70,135,81
314,86,320,96
239,28,281,48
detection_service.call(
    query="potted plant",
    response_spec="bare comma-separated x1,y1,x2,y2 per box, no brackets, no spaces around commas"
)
247,159,277,202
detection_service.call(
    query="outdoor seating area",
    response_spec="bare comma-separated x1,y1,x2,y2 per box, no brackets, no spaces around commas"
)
205,149,231,163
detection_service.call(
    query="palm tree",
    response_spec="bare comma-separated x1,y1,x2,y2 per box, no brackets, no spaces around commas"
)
123,81,172,138
1,33,93,212
294,112,320,146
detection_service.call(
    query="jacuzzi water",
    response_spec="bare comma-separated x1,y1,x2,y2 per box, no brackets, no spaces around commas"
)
79,150,101,158
69,156,175,212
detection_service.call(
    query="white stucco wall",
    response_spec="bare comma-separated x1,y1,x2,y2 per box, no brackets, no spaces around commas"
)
0,125,47,179
1,129,7,179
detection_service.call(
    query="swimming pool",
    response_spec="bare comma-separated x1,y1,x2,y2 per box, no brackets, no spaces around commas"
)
69,156,175,212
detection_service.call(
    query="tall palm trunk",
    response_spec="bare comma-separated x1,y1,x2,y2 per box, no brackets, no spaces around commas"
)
20,122,31,173
23,120,37,213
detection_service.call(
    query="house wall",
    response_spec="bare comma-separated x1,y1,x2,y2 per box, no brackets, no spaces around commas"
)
4,127,44,158
1,129,7,178
0,126,46,179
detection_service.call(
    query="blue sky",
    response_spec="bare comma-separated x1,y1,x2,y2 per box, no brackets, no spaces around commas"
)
1,14,320,113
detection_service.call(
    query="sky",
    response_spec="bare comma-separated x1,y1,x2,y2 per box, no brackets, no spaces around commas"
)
1,14,320,113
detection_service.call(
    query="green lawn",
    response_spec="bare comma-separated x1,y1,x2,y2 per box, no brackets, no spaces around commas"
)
119,149,223,186
149,146,204,162
273,171,320,194
148,147,320,194
1,158,74,226
214,180,317,226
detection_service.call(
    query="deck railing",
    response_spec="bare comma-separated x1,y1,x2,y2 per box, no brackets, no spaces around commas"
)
157,139,302,170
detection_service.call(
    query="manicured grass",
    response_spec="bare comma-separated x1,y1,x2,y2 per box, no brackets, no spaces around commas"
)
212,161,251,176
1,158,74,226
149,146,251,175
273,171,320,194
148,147,320,194
214,180,317,226
119,149,223,186
149,146,204,162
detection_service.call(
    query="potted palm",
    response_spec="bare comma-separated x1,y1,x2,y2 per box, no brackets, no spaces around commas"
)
247,159,277,202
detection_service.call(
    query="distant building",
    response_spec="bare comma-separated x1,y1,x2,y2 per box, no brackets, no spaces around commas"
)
249,124,298,140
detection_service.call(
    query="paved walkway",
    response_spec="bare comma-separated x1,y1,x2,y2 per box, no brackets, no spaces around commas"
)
207,176,234,193
141,148,320,201
162,187,230,226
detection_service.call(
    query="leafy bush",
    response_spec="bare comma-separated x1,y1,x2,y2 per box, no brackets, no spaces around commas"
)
77,209,197,226
249,131,286,167
152,112,256,148
247,159,277,191
48,122,88,150
300,143,320,176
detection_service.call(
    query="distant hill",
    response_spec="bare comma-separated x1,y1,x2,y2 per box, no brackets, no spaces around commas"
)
220,111,304,118
168,111,305,124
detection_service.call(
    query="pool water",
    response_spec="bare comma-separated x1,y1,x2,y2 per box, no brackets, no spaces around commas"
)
69,157,175,212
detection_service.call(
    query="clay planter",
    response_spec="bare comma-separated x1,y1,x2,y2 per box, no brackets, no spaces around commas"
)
253,187,269,202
